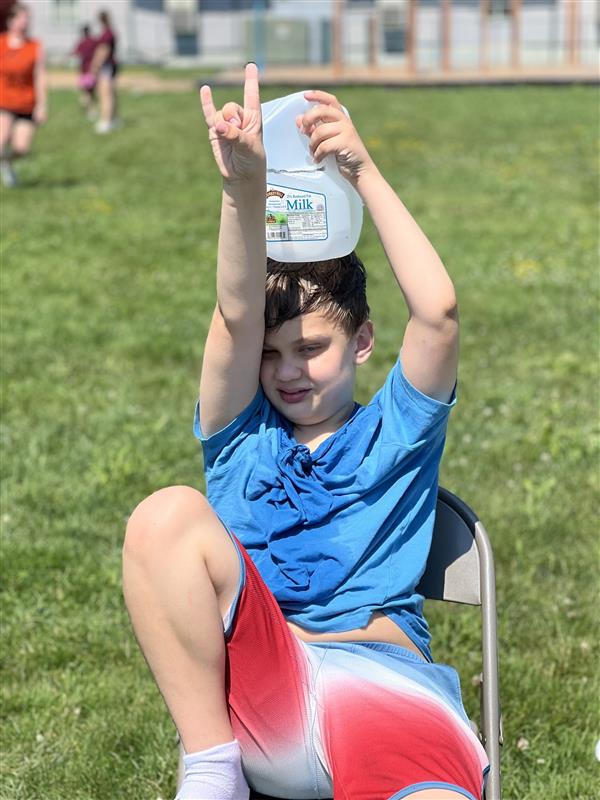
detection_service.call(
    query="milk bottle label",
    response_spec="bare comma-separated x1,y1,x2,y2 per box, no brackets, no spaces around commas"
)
266,183,328,243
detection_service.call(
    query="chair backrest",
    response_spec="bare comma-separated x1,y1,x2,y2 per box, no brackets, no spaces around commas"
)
417,486,483,604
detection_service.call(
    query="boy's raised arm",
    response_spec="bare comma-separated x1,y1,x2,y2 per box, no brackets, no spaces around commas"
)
198,65,267,437
298,92,459,403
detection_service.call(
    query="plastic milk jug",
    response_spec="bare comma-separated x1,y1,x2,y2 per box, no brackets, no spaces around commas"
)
262,92,363,262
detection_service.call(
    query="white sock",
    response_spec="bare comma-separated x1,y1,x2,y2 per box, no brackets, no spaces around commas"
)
175,739,249,800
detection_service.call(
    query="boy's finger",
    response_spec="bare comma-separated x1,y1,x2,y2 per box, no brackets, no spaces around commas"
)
303,89,342,110
312,137,340,163
300,105,344,130
214,119,239,140
222,101,244,125
308,121,344,151
243,62,261,113
199,84,216,127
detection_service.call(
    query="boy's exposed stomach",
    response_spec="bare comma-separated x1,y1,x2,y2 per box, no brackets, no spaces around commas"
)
286,612,426,660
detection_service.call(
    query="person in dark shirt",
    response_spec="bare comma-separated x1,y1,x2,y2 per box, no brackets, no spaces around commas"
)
89,9,118,134
73,24,97,118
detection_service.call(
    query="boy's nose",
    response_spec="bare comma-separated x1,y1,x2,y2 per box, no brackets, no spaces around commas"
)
275,360,302,381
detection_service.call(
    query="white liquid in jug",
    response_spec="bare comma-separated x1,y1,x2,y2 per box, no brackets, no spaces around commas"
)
262,92,363,263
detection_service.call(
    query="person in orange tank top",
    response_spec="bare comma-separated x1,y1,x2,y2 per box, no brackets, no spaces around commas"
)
0,2,47,187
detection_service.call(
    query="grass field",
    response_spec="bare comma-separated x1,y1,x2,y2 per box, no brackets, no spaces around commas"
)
1,82,598,800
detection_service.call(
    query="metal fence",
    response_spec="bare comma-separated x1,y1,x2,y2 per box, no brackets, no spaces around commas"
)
35,0,600,76
193,0,597,75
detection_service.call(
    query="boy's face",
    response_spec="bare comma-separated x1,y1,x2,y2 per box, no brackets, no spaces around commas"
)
260,311,373,430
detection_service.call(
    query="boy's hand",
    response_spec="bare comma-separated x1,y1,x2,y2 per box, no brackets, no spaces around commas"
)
200,63,265,182
297,90,376,186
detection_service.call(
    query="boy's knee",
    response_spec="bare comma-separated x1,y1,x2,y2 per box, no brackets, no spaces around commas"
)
123,485,211,561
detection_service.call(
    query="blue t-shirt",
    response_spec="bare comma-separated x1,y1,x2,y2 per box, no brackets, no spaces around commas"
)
195,356,455,661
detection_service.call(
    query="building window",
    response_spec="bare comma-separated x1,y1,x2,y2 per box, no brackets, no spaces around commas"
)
51,0,78,23
175,32,198,55
135,0,165,11
489,0,510,14
452,0,557,6
418,0,557,5
200,0,271,10
381,4,406,55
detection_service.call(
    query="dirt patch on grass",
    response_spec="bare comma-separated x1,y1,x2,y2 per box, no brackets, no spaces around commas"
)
48,70,196,93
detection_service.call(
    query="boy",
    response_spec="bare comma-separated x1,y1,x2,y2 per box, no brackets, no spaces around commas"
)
123,65,489,800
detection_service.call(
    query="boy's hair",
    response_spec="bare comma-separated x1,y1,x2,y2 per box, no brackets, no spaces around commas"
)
265,252,370,336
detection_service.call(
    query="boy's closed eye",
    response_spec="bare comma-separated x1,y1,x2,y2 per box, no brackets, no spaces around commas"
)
262,339,329,359
261,346,322,359
299,343,324,356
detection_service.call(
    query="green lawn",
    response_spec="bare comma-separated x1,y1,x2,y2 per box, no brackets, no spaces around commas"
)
1,83,598,800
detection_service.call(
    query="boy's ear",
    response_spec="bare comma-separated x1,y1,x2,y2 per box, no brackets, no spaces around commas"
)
353,320,374,365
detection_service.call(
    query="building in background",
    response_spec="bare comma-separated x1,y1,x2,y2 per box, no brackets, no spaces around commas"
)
29,0,599,77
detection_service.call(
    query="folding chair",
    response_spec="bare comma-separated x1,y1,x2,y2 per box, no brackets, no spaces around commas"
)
177,487,502,800
415,487,503,800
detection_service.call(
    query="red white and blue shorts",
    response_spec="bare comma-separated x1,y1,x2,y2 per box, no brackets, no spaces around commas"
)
224,534,490,799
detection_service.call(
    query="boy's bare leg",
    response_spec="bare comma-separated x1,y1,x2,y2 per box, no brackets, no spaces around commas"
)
122,485,241,753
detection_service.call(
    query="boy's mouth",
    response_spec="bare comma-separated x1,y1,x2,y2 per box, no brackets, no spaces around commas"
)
278,388,311,404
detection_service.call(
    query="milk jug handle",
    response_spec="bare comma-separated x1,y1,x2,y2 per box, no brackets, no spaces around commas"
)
262,91,350,173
